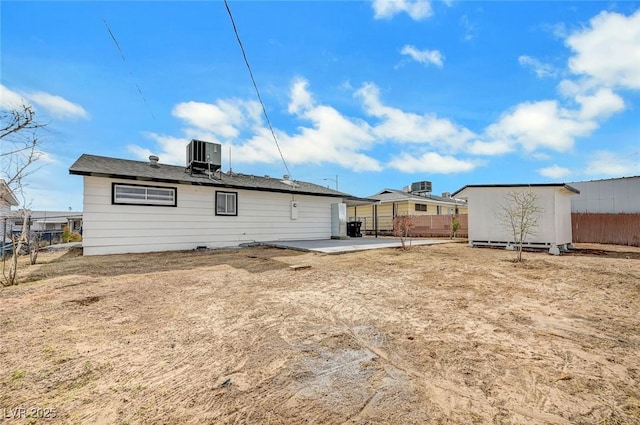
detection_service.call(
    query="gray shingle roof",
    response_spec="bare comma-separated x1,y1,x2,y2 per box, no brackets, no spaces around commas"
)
69,154,354,198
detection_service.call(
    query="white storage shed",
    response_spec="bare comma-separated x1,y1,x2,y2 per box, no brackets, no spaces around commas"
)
452,184,580,255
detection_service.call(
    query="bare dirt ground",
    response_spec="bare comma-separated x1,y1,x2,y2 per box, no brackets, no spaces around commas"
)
1,242,639,424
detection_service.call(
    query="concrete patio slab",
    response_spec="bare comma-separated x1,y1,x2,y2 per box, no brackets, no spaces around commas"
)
260,237,462,253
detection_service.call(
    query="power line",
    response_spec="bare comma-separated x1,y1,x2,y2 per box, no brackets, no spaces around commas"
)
223,0,292,179
103,19,156,121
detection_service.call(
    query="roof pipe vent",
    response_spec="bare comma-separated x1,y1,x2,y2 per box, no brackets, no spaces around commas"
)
283,174,290,180
149,155,159,167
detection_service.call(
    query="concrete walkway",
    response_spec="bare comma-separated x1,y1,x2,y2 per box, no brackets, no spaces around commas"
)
261,237,461,254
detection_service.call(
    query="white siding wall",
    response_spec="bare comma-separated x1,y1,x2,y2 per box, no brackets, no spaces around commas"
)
465,186,574,246
570,177,640,213
0,202,11,217
82,176,334,255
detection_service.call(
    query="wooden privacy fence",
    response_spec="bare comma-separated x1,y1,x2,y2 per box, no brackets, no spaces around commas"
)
411,214,468,238
352,214,468,238
572,213,640,247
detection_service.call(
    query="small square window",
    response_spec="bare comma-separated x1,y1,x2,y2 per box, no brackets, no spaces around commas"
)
216,191,237,216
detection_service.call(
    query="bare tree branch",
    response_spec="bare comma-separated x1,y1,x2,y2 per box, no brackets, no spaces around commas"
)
0,103,46,285
499,189,543,262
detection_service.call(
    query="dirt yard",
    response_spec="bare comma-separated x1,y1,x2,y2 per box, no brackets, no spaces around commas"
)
1,242,639,424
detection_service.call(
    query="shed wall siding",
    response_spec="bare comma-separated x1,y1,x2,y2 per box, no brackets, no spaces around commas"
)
465,187,573,246
82,176,333,255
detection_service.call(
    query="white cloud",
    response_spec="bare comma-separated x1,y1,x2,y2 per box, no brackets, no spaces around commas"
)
356,82,476,152
0,84,27,108
566,9,640,90
400,45,444,67
518,55,557,78
288,78,314,114
459,15,476,42
36,151,57,164
372,0,432,20
468,140,514,156
28,92,88,119
134,79,381,172
575,88,625,120
485,100,596,153
1,84,88,120
584,151,639,176
129,133,192,165
388,152,478,173
126,144,155,162
172,99,261,139
538,164,571,179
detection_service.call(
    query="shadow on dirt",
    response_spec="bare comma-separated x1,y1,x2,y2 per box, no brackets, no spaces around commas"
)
25,246,304,281
567,248,640,260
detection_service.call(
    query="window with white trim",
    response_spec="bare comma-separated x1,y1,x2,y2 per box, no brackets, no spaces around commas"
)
113,183,176,206
216,191,237,216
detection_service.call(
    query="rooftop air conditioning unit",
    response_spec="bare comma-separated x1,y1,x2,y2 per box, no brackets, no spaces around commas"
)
410,181,432,193
186,140,221,173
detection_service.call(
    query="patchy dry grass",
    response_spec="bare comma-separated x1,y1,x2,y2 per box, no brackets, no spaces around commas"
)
1,242,639,424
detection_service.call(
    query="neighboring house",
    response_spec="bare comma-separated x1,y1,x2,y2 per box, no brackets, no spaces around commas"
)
568,176,640,246
1,180,83,246
347,188,468,234
69,143,366,255
0,180,19,217
452,184,579,255
9,211,83,232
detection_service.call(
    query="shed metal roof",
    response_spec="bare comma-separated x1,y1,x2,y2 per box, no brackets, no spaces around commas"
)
452,183,580,198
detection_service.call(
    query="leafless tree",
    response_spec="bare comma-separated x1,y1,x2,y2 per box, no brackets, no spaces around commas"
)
1,104,45,286
393,215,415,251
1,104,44,186
499,189,543,262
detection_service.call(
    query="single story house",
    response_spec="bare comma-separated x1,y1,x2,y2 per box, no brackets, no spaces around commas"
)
8,211,83,233
0,179,19,217
69,145,368,255
452,184,579,255
347,188,468,234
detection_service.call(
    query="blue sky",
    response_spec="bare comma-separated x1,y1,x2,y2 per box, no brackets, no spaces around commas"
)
1,0,639,211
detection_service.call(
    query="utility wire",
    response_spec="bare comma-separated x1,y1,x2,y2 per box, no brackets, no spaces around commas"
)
223,0,292,179
103,19,156,121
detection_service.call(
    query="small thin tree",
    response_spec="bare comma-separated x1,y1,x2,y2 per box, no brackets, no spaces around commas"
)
499,189,543,262
450,216,461,239
1,103,45,286
393,214,415,251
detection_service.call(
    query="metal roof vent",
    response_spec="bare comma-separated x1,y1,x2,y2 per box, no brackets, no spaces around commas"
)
149,155,159,167
283,174,290,180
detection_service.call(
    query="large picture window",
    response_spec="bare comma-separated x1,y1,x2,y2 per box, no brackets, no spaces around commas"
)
216,191,237,216
113,183,176,206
